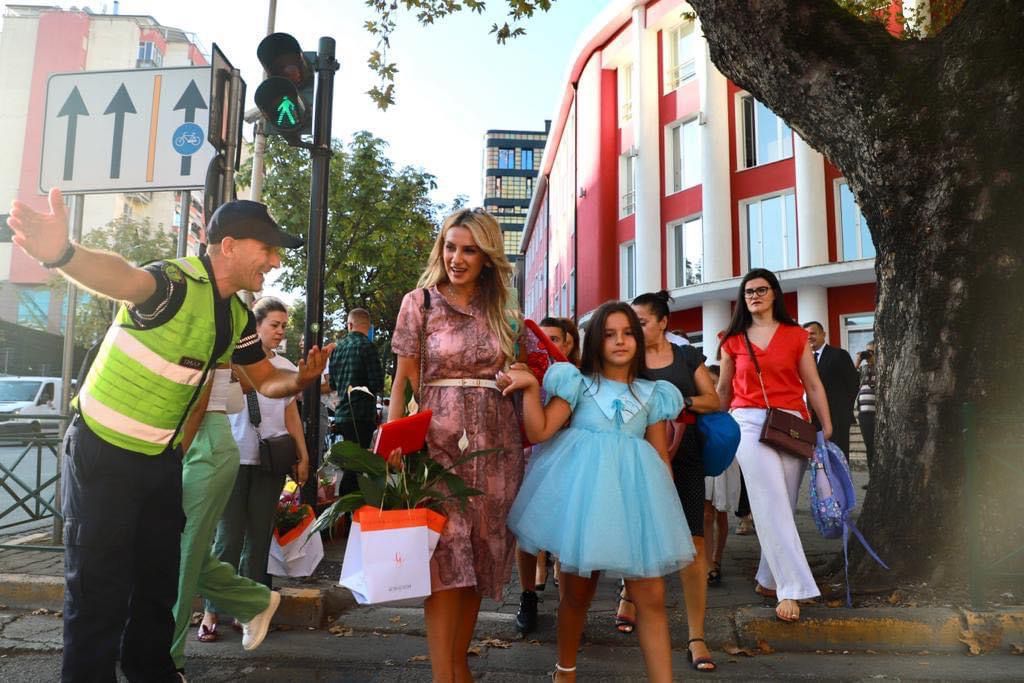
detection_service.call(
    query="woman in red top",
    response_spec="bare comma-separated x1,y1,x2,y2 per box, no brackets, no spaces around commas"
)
717,268,832,623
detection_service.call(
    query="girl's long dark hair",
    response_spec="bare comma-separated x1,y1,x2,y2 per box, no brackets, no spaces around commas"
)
720,268,799,344
580,302,647,386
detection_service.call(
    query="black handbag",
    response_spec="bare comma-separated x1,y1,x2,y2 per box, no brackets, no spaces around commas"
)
742,332,816,459
246,391,298,476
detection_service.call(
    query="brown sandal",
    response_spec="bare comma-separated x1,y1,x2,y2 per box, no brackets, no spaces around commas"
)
755,583,777,599
196,623,219,643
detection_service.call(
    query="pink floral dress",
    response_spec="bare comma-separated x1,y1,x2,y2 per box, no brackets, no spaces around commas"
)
391,286,524,599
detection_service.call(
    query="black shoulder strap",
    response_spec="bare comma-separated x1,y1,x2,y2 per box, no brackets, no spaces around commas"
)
422,287,431,309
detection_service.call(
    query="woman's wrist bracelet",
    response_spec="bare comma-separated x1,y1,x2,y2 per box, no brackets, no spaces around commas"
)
41,241,76,269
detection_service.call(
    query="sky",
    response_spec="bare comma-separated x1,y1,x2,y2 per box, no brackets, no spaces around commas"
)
74,0,609,206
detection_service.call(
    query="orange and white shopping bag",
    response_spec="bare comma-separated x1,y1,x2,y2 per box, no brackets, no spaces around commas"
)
268,505,325,578
339,505,446,604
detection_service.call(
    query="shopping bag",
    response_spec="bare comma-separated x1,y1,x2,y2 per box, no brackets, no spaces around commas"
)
268,505,325,577
339,505,446,604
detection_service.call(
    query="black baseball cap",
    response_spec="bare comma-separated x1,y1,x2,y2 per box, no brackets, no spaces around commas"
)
207,200,304,249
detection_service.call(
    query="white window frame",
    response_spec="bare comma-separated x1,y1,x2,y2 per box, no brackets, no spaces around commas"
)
666,214,703,288
665,117,702,194
740,190,798,272
664,23,696,92
619,153,636,218
620,241,637,300
834,179,875,261
736,93,793,170
840,313,875,359
568,269,575,318
618,64,633,123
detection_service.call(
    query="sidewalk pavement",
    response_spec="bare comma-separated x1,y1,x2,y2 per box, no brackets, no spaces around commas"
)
1,464,1022,657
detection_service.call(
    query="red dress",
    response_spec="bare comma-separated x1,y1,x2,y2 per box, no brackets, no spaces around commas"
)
721,324,810,420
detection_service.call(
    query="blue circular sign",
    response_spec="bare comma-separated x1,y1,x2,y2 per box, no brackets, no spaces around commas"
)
172,123,204,156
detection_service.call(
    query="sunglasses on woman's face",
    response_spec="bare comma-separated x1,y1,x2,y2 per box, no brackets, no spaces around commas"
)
743,286,772,298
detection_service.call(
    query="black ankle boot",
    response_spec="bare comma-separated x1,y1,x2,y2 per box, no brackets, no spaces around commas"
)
515,590,539,634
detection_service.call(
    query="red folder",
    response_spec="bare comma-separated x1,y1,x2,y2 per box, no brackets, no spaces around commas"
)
372,409,433,457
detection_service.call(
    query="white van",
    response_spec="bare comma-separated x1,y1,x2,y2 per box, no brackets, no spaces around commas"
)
0,376,64,437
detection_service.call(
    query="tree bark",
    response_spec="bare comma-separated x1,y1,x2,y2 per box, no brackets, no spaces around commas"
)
690,0,1024,589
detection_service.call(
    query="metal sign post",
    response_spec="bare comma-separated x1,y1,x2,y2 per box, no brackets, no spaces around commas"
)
301,37,338,506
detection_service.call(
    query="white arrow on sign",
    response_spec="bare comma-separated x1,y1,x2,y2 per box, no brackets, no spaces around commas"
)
39,66,216,194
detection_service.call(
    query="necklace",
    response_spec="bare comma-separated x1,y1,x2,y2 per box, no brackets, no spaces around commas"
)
446,282,471,305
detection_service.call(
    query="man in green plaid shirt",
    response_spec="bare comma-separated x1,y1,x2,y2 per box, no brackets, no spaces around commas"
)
328,308,385,472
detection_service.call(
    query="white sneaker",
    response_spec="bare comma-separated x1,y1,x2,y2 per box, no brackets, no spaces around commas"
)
241,591,281,651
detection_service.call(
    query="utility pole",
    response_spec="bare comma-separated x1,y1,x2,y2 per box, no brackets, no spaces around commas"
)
249,0,276,203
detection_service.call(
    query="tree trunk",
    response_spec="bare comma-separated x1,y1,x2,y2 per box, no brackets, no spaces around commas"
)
689,0,1024,591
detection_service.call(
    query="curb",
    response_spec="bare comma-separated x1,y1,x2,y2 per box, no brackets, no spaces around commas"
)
734,606,1024,654
0,574,341,630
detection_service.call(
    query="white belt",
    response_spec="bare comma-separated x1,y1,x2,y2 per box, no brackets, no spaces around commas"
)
425,378,500,390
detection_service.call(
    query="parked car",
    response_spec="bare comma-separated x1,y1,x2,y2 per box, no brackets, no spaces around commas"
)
0,376,65,439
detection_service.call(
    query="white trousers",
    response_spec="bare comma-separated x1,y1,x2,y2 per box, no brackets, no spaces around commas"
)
732,408,821,601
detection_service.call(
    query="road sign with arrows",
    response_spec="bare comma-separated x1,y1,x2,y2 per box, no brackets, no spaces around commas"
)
39,66,216,194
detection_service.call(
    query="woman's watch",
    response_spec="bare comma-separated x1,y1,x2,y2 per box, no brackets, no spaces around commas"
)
683,396,694,409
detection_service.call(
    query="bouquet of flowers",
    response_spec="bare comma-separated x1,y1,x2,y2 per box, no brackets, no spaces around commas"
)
274,487,313,538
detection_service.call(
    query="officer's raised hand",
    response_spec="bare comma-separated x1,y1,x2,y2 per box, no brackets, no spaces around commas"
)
7,188,71,265
296,343,336,388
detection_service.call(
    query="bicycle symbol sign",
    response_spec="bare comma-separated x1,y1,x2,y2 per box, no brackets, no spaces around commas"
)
172,122,205,156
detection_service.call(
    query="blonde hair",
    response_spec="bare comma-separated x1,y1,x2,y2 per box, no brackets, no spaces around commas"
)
418,208,521,361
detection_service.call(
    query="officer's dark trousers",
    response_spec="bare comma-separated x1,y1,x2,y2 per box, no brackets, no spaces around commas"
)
61,417,184,682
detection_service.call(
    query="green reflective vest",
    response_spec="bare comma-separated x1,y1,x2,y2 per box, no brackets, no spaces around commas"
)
74,257,251,455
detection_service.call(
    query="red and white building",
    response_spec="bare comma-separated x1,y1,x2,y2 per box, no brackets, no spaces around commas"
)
519,0,914,361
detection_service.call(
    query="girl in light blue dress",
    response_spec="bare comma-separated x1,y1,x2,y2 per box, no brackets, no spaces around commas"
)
503,302,694,683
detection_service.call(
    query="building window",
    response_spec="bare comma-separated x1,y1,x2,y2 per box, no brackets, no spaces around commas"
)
665,23,696,91
498,148,515,169
620,154,636,218
17,288,50,330
842,313,875,359
837,181,876,260
569,269,575,318
522,148,534,170
137,41,163,68
526,176,534,197
669,216,703,287
745,192,798,271
667,118,701,193
618,65,633,123
740,94,793,169
620,241,636,300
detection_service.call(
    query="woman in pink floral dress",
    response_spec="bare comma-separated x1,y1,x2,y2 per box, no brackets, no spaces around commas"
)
389,207,523,682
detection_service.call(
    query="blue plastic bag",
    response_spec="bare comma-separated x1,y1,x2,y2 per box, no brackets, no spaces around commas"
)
696,412,740,477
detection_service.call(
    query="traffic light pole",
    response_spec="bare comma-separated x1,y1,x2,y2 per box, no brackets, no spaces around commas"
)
301,36,338,506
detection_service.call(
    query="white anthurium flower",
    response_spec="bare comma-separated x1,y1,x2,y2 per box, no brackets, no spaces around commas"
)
347,386,375,397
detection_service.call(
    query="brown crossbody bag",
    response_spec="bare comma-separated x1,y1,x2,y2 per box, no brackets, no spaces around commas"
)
742,332,816,459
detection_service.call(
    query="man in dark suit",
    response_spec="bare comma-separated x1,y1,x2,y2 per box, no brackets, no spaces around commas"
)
803,321,859,459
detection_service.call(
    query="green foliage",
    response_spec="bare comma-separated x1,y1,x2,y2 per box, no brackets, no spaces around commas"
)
239,132,441,369
311,438,496,536
61,215,177,346
834,0,964,37
363,0,556,109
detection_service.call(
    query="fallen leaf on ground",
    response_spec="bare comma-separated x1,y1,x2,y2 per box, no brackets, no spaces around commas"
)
477,638,513,649
757,639,775,654
826,599,844,608
408,655,429,662
722,642,756,657
31,608,50,615
328,625,353,637
189,611,202,626
389,616,402,624
1010,643,1023,655
466,646,482,656
887,591,903,605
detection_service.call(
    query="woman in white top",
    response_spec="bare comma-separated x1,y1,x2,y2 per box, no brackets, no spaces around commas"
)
199,297,308,637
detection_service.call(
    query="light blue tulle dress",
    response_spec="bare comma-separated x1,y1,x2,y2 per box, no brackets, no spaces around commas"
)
507,363,696,579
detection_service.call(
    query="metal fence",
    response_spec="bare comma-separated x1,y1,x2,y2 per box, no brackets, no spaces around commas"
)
0,414,63,550
964,402,1024,609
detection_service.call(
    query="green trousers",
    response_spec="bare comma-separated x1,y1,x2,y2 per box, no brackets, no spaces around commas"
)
171,413,271,670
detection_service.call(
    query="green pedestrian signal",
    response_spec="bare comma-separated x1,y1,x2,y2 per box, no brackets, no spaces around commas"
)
276,96,298,127
255,33,315,139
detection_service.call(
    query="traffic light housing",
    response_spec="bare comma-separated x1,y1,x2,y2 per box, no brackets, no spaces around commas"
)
255,33,315,138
